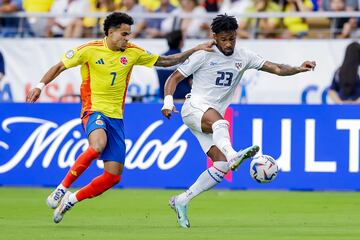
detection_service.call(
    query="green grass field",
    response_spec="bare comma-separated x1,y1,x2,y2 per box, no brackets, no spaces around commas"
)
0,188,359,240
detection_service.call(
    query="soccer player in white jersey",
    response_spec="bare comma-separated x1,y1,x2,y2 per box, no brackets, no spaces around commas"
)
161,14,316,228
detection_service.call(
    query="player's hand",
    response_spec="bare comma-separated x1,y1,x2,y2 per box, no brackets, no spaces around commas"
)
26,88,41,103
299,61,316,72
161,106,178,120
195,40,216,52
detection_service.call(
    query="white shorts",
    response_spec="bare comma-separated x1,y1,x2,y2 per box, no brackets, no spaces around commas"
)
181,98,214,153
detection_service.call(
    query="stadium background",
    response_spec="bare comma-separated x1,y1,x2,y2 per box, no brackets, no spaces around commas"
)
0,0,360,239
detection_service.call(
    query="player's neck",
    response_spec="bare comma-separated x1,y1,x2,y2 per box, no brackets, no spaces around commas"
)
215,45,233,57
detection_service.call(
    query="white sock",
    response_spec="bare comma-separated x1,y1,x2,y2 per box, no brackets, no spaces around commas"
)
57,183,68,192
68,192,78,205
212,120,237,160
176,161,229,205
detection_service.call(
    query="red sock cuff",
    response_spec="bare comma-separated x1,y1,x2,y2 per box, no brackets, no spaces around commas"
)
102,170,121,185
87,146,100,159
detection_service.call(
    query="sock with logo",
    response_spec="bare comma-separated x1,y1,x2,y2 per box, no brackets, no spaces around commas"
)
176,161,229,205
55,183,67,193
75,170,121,202
61,146,99,188
212,120,237,160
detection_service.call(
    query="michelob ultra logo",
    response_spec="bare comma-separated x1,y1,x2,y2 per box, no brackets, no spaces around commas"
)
0,117,189,174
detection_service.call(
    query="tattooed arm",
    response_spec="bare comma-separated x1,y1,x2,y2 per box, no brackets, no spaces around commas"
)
154,40,215,67
260,61,316,76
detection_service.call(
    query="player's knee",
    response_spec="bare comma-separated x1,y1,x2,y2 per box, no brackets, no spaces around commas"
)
212,119,229,132
90,141,106,154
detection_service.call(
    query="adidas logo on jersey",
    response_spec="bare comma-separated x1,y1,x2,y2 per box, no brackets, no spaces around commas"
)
96,58,105,64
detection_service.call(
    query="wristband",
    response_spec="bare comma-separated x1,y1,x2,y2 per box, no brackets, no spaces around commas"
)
162,95,174,110
35,82,45,91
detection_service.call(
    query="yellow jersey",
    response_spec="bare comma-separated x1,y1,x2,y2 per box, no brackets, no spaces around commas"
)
283,0,314,35
61,38,159,119
23,0,54,12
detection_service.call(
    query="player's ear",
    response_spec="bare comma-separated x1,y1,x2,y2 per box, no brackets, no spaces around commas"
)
212,33,217,43
108,28,114,36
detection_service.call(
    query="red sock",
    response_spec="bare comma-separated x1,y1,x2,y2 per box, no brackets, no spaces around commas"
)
75,171,121,202
61,147,99,188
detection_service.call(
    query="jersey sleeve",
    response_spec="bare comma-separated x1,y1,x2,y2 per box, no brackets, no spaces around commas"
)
135,49,159,67
177,51,205,78
244,49,266,70
61,46,89,69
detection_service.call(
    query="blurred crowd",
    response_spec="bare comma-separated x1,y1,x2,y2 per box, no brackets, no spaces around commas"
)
0,0,359,39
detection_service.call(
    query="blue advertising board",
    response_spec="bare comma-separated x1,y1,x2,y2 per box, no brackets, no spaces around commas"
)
0,103,359,190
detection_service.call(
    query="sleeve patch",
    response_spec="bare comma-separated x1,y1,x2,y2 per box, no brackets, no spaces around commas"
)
65,50,75,59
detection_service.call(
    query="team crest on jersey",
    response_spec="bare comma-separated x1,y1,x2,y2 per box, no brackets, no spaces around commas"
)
65,50,74,59
95,120,104,126
119,56,128,65
235,62,242,70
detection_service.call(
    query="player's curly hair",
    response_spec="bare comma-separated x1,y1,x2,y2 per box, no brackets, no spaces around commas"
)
211,14,238,34
103,12,134,36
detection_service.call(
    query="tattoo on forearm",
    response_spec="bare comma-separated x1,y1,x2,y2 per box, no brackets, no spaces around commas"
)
157,55,182,67
276,64,299,76
155,50,194,67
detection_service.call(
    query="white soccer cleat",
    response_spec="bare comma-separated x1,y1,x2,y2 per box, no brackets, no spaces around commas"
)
47,187,67,209
53,191,74,224
169,196,190,228
228,145,260,171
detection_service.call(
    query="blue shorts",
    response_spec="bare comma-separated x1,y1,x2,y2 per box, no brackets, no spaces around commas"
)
82,112,126,163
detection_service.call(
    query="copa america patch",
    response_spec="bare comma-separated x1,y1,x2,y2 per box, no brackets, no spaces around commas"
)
65,50,74,59
119,56,128,65
95,120,104,126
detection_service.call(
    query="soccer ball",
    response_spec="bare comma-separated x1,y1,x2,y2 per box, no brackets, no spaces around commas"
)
250,155,278,184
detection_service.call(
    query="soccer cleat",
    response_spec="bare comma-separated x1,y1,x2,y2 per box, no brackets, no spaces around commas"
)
47,187,66,209
228,145,260,171
53,191,74,224
169,196,190,229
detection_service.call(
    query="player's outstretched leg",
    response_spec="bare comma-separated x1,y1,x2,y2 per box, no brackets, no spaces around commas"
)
169,161,229,228
46,147,99,209
212,120,259,171
228,145,260,171
169,196,190,228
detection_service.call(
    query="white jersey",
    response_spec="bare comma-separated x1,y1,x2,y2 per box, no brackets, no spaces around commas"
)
178,46,265,115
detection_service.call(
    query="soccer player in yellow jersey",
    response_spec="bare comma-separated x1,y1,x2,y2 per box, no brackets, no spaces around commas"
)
26,12,214,224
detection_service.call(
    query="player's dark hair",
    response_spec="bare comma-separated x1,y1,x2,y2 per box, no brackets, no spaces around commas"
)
211,14,238,34
166,30,183,50
339,42,360,96
103,12,134,36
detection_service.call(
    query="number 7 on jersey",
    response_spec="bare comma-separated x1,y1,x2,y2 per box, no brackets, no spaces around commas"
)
110,72,117,86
